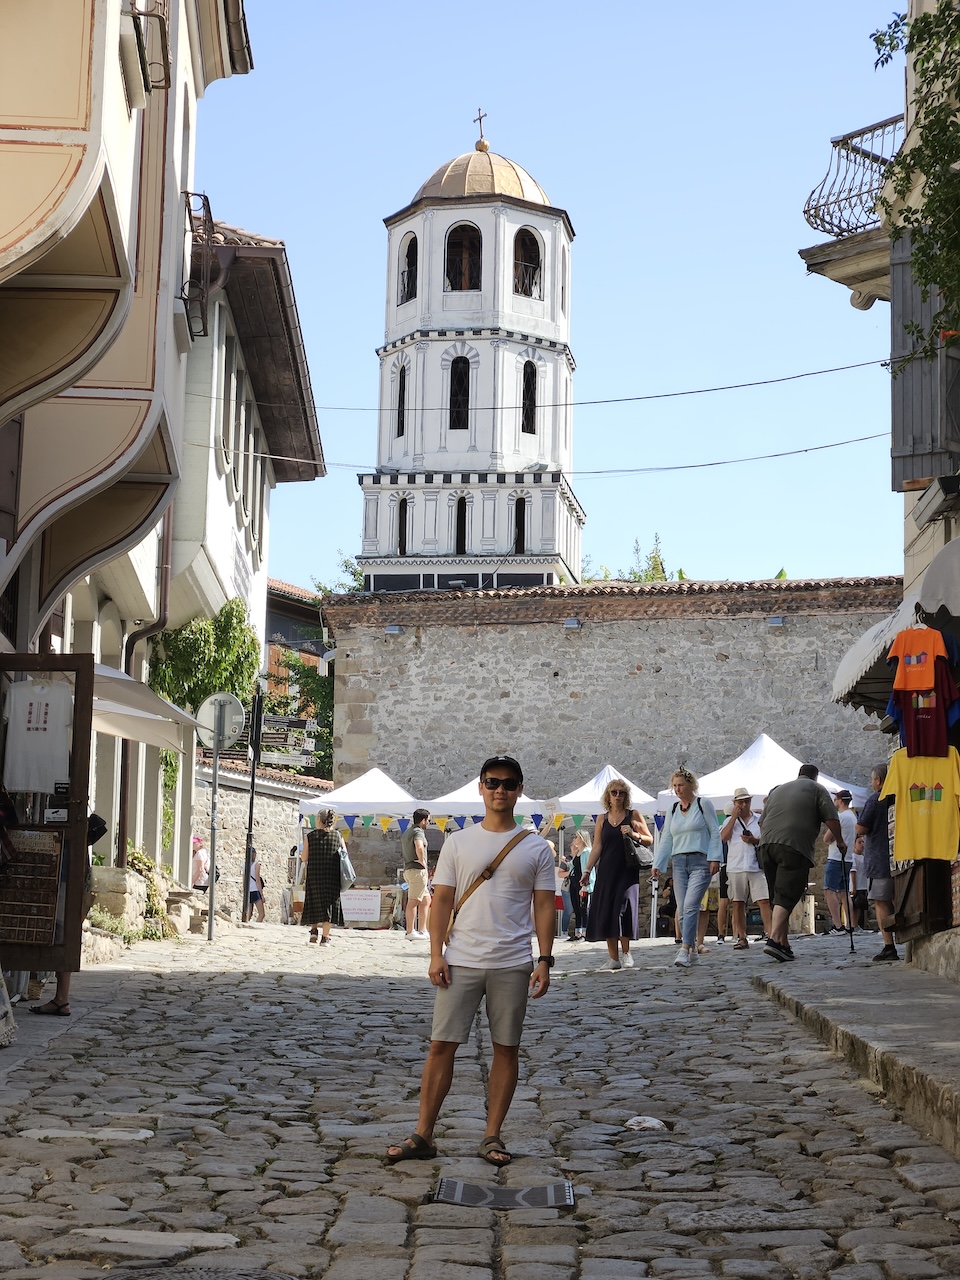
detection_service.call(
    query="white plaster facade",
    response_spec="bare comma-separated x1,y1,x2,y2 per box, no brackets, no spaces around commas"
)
358,142,585,592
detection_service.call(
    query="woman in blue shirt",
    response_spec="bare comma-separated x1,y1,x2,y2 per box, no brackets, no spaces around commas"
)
653,768,721,969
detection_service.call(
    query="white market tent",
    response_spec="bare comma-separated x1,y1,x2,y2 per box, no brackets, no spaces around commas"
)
299,767,419,818
427,777,546,819
655,733,870,814
553,764,655,815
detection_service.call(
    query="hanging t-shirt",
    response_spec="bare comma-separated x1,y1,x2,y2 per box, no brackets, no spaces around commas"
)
879,746,960,862
888,627,949,691
889,655,960,756
3,679,73,794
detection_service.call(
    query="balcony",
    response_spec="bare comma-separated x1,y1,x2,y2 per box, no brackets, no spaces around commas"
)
803,115,904,239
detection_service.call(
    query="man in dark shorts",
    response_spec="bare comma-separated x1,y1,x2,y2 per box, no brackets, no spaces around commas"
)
758,764,845,962
385,755,556,1168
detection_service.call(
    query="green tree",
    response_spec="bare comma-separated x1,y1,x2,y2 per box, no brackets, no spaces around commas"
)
873,4,960,362
316,551,365,595
148,597,261,712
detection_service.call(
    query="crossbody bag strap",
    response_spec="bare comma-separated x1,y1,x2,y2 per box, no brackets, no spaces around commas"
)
451,829,533,920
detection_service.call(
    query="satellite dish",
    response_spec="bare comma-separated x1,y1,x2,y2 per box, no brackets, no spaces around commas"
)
195,692,246,750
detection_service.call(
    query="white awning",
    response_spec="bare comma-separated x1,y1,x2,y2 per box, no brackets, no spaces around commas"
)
920,537,960,618
91,664,200,752
92,700,188,753
831,592,920,714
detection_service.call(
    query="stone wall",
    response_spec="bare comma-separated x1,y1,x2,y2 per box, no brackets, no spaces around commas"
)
192,773,304,920
323,577,902,885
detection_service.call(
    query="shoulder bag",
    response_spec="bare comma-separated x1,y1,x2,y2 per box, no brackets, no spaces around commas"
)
622,809,654,869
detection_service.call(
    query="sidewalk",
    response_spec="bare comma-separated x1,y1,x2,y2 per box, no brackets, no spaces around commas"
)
752,929,960,1162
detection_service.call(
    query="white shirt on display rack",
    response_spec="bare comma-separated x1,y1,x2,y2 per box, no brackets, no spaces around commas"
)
3,679,73,793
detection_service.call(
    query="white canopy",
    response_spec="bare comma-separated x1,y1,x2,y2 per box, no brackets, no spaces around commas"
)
427,777,546,818
553,764,655,814
299,767,418,817
91,663,200,753
655,733,869,813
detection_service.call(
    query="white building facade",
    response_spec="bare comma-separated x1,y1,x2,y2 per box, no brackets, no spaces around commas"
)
358,140,585,591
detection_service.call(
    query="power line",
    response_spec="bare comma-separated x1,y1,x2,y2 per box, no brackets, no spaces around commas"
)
184,356,887,418
188,428,888,476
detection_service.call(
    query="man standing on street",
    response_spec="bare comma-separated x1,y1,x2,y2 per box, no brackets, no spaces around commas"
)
719,787,772,949
758,764,845,962
385,755,556,1168
402,808,431,940
857,763,899,962
823,789,858,935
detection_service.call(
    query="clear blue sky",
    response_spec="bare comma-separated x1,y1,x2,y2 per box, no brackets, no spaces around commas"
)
195,0,903,590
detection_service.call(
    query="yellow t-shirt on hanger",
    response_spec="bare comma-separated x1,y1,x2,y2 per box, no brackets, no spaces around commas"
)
880,747,960,861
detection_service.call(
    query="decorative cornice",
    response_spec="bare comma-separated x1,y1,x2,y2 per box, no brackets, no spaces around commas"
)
376,326,576,371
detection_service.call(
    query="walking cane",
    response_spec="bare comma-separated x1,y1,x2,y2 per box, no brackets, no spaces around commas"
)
838,843,856,955
649,871,659,940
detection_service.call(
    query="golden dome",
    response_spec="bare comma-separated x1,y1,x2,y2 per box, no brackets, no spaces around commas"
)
413,146,549,205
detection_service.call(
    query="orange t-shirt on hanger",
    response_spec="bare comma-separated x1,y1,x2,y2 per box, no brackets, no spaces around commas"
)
887,627,949,692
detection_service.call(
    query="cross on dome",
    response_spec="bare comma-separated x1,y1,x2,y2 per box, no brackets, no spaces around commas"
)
473,107,489,153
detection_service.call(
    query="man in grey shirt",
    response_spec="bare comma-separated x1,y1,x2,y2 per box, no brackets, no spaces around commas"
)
402,808,431,939
758,764,845,962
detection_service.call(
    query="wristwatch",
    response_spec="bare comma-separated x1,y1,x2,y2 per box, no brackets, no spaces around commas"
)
537,955,555,968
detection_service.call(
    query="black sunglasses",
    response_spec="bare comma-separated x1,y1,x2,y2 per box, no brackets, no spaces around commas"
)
609,788,627,796
482,776,521,792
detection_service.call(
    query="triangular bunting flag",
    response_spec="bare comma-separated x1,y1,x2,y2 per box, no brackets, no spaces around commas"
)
379,816,392,833
435,816,448,833
454,816,466,829
553,814,564,829
515,815,524,826
472,815,483,824
531,814,543,830
572,814,585,829
343,814,357,831
362,814,374,829
397,817,410,833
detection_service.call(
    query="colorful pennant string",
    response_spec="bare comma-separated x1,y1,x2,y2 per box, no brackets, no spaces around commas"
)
435,816,448,833
454,816,466,829
378,816,392,833
343,815,357,831
361,814,374,829
397,817,410,833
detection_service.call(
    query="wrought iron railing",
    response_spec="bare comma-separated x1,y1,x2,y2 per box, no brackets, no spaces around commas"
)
803,115,904,238
399,268,417,304
181,192,214,339
514,262,543,299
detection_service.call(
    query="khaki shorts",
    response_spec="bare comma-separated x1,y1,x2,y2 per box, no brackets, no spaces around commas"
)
406,868,429,900
431,966,533,1045
727,870,770,904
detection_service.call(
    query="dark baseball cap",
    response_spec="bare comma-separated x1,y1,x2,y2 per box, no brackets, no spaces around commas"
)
836,789,852,803
480,754,523,782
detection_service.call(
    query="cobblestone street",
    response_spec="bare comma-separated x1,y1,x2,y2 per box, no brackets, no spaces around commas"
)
3,926,960,1280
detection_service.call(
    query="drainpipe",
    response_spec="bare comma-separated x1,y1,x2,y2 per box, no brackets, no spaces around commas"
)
116,506,173,866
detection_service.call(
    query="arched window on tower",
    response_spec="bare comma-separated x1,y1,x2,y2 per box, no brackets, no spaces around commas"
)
514,229,542,299
445,224,481,291
399,234,417,304
455,496,467,555
514,497,527,555
397,497,408,556
396,366,406,437
449,356,470,430
521,361,537,434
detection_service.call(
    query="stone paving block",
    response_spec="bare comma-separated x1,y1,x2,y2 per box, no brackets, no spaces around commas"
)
719,1262,791,1279
338,1192,408,1222
648,1259,715,1276
325,1219,407,1245
501,1244,578,1266
580,1262,649,1279
408,1265,493,1280
322,1256,408,1280
501,1265,575,1280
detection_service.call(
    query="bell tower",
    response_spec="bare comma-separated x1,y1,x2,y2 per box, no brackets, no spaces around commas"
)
357,130,585,592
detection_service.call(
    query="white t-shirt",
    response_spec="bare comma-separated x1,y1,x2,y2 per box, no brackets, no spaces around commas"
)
726,813,762,874
3,679,73,794
827,809,858,862
434,823,555,969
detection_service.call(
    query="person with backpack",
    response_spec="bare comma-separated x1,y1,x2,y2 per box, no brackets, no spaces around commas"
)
653,768,722,969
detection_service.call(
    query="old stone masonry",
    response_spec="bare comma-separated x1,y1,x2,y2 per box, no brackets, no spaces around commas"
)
3,928,960,1279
